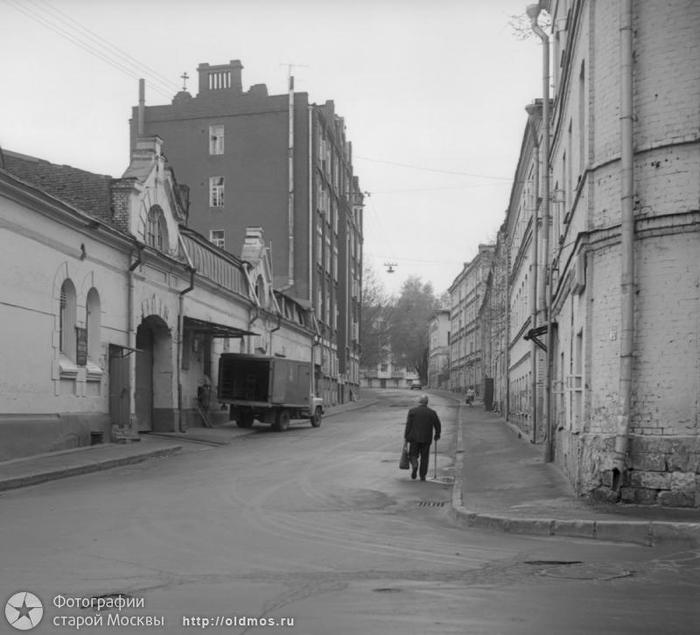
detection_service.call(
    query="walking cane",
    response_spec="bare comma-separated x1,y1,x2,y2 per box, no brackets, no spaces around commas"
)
433,439,438,480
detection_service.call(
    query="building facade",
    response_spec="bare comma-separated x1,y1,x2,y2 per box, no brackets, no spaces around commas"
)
361,358,419,390
448,245,495,397
531,0,700,504
131,60,363,406
427,310,450,390
479,223,509,414
504,102,546,438
0,138,315,461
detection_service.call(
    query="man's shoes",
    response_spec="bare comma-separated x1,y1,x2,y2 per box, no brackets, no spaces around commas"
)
411,467,417,480
420,476,426,481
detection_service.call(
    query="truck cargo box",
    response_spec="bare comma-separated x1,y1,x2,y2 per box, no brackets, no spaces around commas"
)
218,354,312,407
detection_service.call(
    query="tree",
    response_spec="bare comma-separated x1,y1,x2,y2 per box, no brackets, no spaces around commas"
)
359,265,394,370
508,10,552,41
389,276,439,384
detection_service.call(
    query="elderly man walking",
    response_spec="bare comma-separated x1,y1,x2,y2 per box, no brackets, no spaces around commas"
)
404,394,441,481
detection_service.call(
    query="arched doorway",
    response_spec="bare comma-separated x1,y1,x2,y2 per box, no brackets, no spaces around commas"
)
135,315,171,432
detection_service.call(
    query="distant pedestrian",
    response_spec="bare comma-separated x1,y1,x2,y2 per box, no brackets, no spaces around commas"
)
404,394,441,481
465,386,475,406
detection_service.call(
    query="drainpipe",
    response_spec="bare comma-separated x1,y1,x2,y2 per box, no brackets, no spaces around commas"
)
526,104,541,443
505,243,511,421
527,3,554,462
127,243,143,432
177,235,196,432
287,73,295,288
308,104,314,303
613,0,635,490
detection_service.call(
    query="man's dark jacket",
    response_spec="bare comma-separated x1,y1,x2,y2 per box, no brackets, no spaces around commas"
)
404,404,441,444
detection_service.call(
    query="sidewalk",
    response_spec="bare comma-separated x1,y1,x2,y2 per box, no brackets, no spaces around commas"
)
0,398,375,493
447,394,700,547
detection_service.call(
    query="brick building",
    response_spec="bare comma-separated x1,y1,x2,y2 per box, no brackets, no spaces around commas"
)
531,0,700,504
131,61,363,406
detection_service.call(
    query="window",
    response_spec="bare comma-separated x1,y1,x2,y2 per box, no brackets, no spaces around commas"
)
146,205,168,250
316,222,323,264
210,230,225,248
86,288,101,361
209,177,225,207
209,125,224,155
59,279,77,359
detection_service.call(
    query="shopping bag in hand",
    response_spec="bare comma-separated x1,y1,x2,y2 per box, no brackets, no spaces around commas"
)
399,443,410,470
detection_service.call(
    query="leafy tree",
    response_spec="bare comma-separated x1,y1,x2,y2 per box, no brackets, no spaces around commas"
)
389,276,438,383
359,265,394,369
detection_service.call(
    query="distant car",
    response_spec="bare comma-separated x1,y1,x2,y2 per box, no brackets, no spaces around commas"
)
409,381,422,390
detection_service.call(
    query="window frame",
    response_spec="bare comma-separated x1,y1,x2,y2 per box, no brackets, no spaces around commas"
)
209,229,225,249
209,176,225,208
209,124,225,155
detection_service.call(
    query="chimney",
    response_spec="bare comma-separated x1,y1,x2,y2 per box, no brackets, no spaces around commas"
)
197,60,243,95
137,78,145,136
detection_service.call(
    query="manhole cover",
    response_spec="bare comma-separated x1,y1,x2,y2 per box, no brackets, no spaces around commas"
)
418,500,446,507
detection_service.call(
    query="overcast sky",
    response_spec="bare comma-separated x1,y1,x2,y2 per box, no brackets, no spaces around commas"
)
0,0,543,297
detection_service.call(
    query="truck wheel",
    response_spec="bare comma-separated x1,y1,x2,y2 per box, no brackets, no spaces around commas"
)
273,409,290,432
310,407,322,427
236,411,254,428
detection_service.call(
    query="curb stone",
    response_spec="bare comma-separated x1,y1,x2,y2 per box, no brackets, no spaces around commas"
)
0,445,182,493
447,393,700,547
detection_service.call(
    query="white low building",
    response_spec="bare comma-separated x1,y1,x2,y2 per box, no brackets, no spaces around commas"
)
0,137,315,460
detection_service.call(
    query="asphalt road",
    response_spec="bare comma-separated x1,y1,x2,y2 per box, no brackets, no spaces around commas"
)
1,390,699,634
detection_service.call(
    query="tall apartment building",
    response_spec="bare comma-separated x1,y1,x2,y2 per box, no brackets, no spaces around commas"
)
528,0,700,504
131,60,363,405
504,101,547,438
448,245,495,396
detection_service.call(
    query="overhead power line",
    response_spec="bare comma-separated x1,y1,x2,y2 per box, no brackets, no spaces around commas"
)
4,0,179,99
355,155,513,181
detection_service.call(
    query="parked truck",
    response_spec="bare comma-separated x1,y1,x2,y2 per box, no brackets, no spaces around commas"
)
217,353,323,431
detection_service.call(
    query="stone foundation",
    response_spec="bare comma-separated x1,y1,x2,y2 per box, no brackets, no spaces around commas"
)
0,412,111,461
566,433,700,507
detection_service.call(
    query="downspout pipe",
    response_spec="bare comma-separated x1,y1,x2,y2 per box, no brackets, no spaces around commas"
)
270,312,283,352
127,243,143,432
308,105,314,303
527,3,554,462
613,0,635,489
287,73,295,288
177,235,196,432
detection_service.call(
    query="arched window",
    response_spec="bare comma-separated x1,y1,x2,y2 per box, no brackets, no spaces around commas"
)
255,275,266,307
146,205,168,251
86,288,101,361
59,279,77,359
